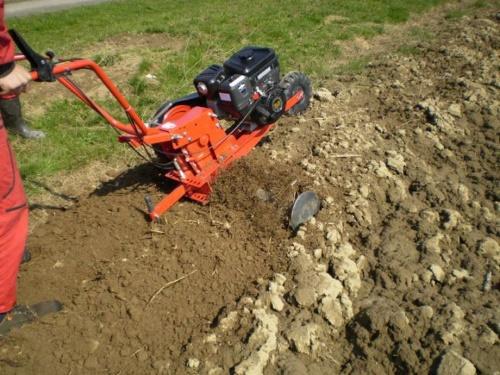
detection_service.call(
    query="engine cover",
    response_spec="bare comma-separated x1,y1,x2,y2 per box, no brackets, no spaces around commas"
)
218,74,254,118
193,46,282,123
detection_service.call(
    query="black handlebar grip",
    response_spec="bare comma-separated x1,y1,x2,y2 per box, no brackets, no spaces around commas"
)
8,29,55,82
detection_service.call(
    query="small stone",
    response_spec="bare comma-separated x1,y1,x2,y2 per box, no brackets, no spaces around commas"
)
313,248,322,259
448,103,462,118
187,358,200,370
359,184,370,198
440,303,466,344
255,188,272,202
339,293,353,319
274,273,286,286
420,305,434,319
420,209,439,224
441,209,461,230
325,227,341,244
87,339,100,354
319,296,344,327
324,196,334,205
478,325,498,345
392,80,403,89
336,242,356,259
422,233,444,254
386,152,406,174
339,140,349,149
315,263,328,273
240,296,254,305
316,273,343,300
270,294,285,312
204,334,217,344
430,264,445,282
316,221,324,231
422,270,433,284
471,201,481,210
356,255,367,272
314,87,335,102
294,286,316,307
451,269,470,280
332,258,361,295
219,311,239,331
457,184,469,203
296,228,306,239
375,161,393,178
481,207,494,222
208,367,224,375
387,178,407,204
477,238,499,263
286,323,318,354
436,350,476,375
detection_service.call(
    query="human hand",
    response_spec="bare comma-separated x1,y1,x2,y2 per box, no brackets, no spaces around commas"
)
0,64,31,95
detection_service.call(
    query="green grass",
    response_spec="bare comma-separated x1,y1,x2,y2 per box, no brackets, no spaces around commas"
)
394,27,433,56
8,0,447,188
14,100,123,177
334,57,372,75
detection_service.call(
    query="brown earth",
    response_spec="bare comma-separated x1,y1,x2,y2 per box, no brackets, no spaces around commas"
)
1,2,499,375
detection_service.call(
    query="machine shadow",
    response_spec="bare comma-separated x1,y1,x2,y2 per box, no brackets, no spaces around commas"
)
91,162,176,198
90,163,180,219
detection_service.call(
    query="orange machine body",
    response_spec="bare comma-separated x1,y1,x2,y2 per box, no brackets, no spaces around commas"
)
26,57,300,220
121,105,275,220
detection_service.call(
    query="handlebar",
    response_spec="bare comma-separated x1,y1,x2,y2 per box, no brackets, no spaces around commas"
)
9,29,55,82
8,29,149,137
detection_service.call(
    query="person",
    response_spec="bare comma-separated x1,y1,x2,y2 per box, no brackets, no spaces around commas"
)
0,0,60,336
0,93,45,139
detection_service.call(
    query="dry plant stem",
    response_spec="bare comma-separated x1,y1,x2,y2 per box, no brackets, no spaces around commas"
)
149,229,165,234
148,270,198,305
331,154,361,158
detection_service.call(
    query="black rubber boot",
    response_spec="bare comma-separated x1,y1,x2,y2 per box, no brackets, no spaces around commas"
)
0,300,62,336
0,97,45,139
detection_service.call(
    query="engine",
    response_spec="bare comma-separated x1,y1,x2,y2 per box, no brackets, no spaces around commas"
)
193,46,286,125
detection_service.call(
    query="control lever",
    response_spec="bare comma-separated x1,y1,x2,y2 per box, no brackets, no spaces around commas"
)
8,29,55,82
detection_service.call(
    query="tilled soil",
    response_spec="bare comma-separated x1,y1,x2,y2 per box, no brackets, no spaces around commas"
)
1,156,312,374
1,3,499,375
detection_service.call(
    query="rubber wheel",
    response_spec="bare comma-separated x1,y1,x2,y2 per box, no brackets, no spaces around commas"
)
280,71,312,116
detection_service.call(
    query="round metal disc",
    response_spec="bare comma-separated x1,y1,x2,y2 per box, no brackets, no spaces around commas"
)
290,191,320,231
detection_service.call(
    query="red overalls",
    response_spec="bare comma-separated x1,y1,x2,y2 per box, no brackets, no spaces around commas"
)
0,0,28,314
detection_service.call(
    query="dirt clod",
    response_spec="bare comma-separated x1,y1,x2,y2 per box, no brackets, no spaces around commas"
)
437,350,476,375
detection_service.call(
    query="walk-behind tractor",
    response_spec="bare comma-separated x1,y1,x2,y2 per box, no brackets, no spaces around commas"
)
10,30,312,221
